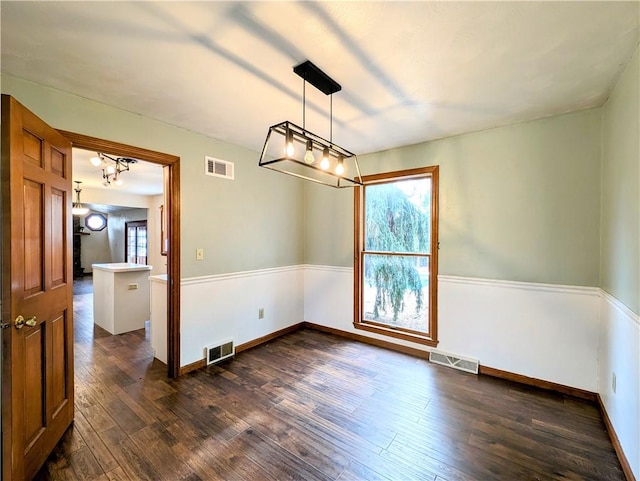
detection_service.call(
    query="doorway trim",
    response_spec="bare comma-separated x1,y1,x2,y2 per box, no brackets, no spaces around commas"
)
57,130,181,378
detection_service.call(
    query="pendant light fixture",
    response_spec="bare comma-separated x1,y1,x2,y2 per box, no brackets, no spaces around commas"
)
89,153,137,187
259,60,362,188
72,181,90,216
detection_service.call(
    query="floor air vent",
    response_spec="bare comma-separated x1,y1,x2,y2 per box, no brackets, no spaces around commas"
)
205,339,234,365
205,156,234,180
429,350,479,374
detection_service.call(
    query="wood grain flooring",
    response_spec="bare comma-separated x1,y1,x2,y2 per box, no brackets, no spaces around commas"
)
35,289,625,480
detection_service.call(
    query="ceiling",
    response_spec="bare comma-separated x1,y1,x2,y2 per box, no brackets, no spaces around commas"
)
2,2,639,156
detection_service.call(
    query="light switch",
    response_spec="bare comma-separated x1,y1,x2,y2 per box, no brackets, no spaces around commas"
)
196,248,204,261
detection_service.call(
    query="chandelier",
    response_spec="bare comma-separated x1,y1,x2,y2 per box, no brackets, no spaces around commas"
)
71,181,89,216
89,153,137,186
259,61,362,188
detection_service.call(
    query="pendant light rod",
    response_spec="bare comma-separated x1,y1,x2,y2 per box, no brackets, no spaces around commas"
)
296,61,338,143
330,94,333,144
72,180,90,216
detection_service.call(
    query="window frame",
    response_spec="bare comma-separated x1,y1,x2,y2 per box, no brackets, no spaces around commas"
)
84,213,107,232
125,220,148,265
353,166,439,346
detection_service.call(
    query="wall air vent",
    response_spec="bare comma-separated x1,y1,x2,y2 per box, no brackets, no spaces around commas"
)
205,156,234,180
429,349,479,374
205,339,234,365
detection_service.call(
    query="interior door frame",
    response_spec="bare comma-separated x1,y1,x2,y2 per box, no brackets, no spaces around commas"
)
57,130,181,378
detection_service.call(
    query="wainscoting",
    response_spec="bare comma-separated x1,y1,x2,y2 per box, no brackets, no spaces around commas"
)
598,290,639,480
304,265,600,391
179,266,304,367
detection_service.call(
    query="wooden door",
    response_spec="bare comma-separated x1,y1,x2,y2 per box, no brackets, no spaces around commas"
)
2,95,74,480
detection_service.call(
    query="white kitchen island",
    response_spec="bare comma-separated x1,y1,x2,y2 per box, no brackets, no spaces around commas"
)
92,263,152,335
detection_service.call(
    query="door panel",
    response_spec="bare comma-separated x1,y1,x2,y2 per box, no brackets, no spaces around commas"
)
50,147,66,178
22,130,44,168
24,327,45,449
2,94,75,481
50,313,67,415
23,179,44,295
50,189,66,287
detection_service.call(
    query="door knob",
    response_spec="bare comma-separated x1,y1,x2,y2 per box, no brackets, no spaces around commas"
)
15,315,37,329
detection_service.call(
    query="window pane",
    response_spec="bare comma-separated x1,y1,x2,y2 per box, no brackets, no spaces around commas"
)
137,227,147,257
364,178,431,253
362,253,430,334
85,213,107,231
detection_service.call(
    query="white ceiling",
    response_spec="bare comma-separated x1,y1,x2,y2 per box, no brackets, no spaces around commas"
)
2,2,639,157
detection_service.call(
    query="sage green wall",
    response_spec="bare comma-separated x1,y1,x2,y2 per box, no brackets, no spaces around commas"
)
601,45,639,314
305,109,603,287
1,74,608,288
1,74,305,278
304,183,354,267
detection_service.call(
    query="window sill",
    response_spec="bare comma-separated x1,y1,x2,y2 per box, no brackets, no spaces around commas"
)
353,321,438,347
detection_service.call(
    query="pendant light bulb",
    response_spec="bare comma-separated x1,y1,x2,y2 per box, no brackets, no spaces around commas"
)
286,141,295,158
285,128,294,158
90,156,102,167
106,164,116,175
304,140,315,164
114,177,124,186
335,155,345,176
320,147,330,170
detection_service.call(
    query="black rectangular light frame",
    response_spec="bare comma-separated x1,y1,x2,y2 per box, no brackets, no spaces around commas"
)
258,121,363,188
293,60,341,96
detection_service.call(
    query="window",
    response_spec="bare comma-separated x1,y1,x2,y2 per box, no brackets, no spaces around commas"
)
125,220,147,265
85,213,107,231
354,166,439,346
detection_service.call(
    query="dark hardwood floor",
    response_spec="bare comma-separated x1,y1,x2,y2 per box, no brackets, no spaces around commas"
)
36,290,624,480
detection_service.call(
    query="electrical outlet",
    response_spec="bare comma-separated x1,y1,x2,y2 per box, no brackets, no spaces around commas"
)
612,372,616,394
258,308,264,319
196,248,204,261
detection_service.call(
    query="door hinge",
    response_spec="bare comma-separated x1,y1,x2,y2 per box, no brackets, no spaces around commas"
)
1,322,10,329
